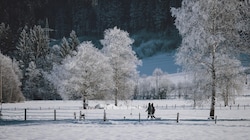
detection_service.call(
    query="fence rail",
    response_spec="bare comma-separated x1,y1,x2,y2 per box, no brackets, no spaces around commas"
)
1,104,250,122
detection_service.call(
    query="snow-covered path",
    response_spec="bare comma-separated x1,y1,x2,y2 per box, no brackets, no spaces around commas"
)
1,119,249,140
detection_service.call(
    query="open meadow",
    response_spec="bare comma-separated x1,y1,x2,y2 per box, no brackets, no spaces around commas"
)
1,97,250,140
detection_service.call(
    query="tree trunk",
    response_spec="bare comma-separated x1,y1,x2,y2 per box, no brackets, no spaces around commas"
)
0,61,2,113
0,61,2,104
225,94,229,107
210,45,216,119
210,87,215,119
83,92,87,109
115,88,118,106
83,98,86,109
193,99,196,109
225,88,229,107
223,91,226,107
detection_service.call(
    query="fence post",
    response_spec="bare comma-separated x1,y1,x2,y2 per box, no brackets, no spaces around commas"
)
79,111,81,120
74,112,76,120
103,110,106,121
177,112,179,123
215,116,217,124
54,109,56,121
24,109,27,121
238,104,239,110
139,113,141,122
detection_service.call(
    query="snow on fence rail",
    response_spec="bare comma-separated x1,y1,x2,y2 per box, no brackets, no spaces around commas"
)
153,104,250,110
2,104,250,112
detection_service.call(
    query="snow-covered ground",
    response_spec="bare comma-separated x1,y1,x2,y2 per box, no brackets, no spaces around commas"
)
1,97,250,140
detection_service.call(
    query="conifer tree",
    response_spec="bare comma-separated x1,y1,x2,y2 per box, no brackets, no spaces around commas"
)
0,23,14,56
68,30,80,51
60,37,71,58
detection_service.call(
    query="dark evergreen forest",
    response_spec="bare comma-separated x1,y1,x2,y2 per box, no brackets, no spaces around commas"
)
0,0,182,101
0,0,182,57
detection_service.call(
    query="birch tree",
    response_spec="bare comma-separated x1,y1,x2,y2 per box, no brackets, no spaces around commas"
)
101,27,141,106
172,0,245,119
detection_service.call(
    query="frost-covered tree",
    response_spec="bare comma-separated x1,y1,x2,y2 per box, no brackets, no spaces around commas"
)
0,52,24,103
190,73,211,108
171,0,245,119
136,74,174,100
23,61,41,99
47,41,114,109
15,25,55,100
15,25,50,72
138,76,154,99
153,68,164,98
16,26,32,76
56,31,80,63
68,30,80,51
158,74,174,99
216,55,245,106
101,27,141,106
29,25,50,62
50,45,62,65
237,0,250,52
59,37,71,58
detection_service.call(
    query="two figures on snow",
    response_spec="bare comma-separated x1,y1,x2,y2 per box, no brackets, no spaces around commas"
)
146,103,156,119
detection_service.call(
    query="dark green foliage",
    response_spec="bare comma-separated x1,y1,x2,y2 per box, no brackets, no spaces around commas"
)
0,23,15,56
0,0,182,39
0,0,182,101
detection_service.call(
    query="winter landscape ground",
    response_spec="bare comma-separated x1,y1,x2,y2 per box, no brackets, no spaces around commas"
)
1,51,249,140
1,95,250,140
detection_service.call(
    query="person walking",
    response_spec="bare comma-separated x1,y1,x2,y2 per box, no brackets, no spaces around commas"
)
146,103,152,119
151,103,156,119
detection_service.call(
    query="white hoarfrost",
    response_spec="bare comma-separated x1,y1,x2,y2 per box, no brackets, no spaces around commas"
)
101,27,141,105
171,0,246,118
46,41,114,101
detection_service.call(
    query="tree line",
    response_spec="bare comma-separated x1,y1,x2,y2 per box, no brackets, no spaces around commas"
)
0,0,181,38
0,0,182,58
0,0,249,116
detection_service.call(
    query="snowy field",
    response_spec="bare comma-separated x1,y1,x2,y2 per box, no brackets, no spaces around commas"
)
1,98,250,140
